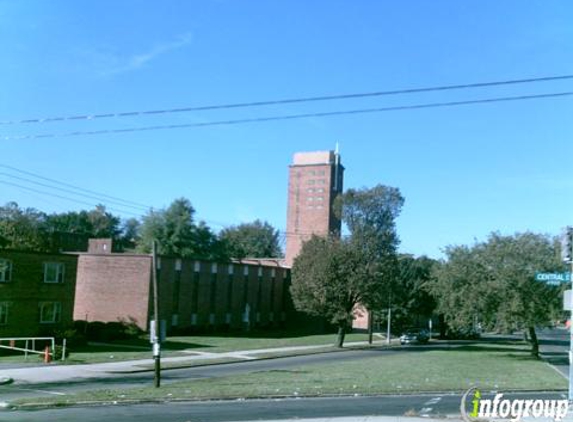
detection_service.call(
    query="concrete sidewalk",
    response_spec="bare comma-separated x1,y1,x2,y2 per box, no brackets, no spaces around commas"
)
0,340,385,384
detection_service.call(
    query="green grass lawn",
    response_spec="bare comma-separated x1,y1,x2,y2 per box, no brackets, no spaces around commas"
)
11,340,567,408
0,332,374,365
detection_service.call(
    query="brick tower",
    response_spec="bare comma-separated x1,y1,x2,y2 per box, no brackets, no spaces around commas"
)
284,149,344,267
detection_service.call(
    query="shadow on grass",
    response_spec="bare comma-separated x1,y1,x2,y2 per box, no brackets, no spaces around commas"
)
76,328,341,354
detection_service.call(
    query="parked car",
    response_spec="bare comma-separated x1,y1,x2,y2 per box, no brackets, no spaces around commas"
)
400,328,430,345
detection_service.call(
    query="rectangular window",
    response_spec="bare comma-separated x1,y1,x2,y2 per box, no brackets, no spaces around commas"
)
39,302,61,323
0,302,8,325
227,274,234,312
191,272,200,313
172,271,181,313
43,262,64,284
209,272,217,313
270,276,276,312
0,260,12,283
256,275,263,314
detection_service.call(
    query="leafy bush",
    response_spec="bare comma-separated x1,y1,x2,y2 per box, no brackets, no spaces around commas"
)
73,318,143,342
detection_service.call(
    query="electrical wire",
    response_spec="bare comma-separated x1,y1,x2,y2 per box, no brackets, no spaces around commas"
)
1,74,572,125
0,172,148,212
0,163,151,209
0,180,142,217
3,91,571,141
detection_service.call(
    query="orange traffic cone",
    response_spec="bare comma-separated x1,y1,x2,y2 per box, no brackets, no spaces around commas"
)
44,346,51,363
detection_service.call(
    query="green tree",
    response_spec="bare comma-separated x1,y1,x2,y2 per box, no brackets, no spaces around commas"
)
45,205,121,238
338,185,405,311
0,202,48,251
379,255,437,335
136,198,226,260
291,236,365,347
292,184,404,347
428,232,564,357
219,220,282,259
119,217,141,251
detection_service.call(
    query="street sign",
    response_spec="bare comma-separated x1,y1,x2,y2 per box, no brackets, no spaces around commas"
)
535,272,571,285
564,290,572,311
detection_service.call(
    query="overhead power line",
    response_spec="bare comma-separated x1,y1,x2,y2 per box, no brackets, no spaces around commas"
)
0,163,151,209
0,180,141,217
0,171,148,212
3,91,572,141
1,74,572,125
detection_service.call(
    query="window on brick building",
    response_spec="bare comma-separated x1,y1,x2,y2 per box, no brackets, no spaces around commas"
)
0,260,11,282
0,303,8,324
43,262,64,283
39,302,61,323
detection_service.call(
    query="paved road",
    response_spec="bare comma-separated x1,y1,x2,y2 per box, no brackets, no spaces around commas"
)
538,327,569,378
1,334,569,421
1,392,568,422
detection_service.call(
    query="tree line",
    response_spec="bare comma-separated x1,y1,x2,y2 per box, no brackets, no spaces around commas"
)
0,199,282,260
290,184,567,356
2,187,566,357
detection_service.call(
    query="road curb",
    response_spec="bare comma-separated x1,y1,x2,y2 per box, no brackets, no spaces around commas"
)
7,388,568,411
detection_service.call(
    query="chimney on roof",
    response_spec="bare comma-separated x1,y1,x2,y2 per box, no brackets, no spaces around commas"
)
88,238,113,254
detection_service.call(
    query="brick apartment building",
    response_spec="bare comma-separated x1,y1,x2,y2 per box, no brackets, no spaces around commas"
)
0,250,78,337
0,149,353,338
73,239,293,332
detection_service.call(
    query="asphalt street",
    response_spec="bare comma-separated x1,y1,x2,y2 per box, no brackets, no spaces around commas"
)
1,392,568,422
538,327,569,378
0,333,569,421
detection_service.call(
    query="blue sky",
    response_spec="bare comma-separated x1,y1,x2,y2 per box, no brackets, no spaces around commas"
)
1,1,572,258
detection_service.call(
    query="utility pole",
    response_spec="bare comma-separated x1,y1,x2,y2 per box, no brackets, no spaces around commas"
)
368,310,373,345
386,292,392,345
151,240,161,388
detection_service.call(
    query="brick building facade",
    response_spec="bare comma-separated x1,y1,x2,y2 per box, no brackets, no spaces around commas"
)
285,150,344,267
0,250,78,337
0,149,352,337
73,240,293,332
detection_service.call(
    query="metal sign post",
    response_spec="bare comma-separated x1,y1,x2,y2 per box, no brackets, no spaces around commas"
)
569,261,573,402
560,226,573,402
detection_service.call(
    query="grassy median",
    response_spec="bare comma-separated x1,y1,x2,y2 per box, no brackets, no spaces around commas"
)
11,341,567,408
